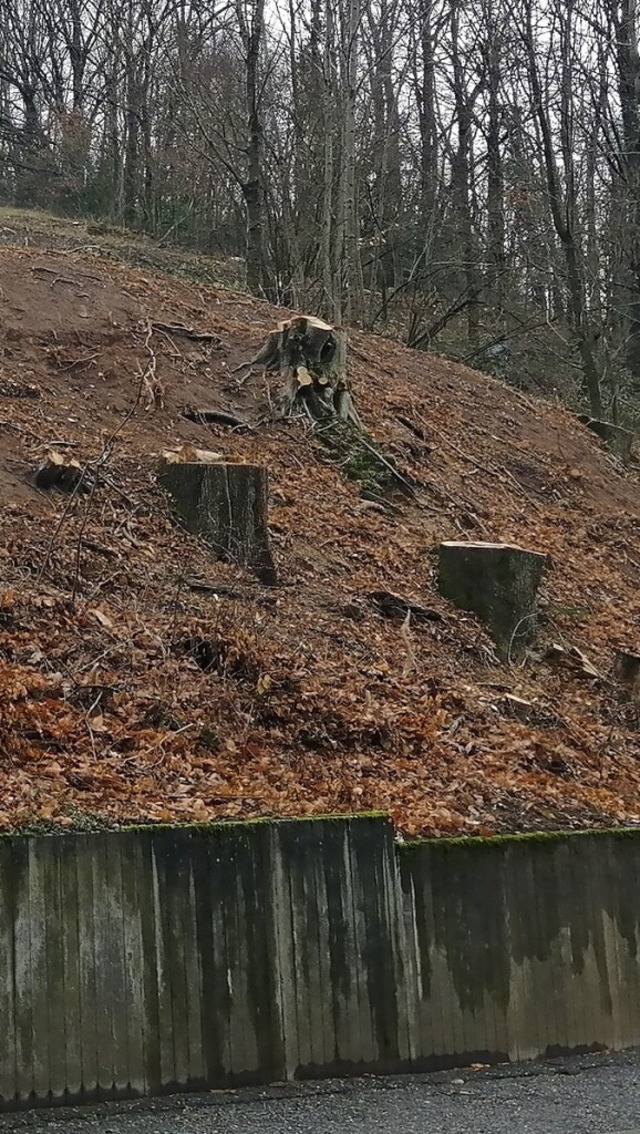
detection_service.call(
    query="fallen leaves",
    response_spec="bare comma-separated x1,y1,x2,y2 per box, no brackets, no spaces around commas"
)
0,246,638,836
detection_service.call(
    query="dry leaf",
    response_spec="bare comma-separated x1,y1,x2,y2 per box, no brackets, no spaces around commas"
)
160,445,224,464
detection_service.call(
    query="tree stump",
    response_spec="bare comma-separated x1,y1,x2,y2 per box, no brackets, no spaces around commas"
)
613,649,640,702
35,451,92,494
577,415,634,464
238,315,412,498
244,314,359,425
437,541,547,660
158,461,277,585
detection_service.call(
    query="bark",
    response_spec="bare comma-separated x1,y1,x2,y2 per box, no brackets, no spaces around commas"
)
577,414,634,464
484,14,506,309
418,0,438,221
438,540,547,660
251,315,359,425
158,460,277,585
364,0,403,323
321,0,340,321
613,649,640,703
522,0,603,418
449,0,481,347
237,0,267,296
615,0,640,382
248,317,413,498
339,0,365,323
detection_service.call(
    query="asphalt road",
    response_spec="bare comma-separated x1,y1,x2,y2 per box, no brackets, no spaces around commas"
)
3,1051,640,1134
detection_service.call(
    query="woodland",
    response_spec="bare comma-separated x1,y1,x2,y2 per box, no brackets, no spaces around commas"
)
0,0,640,837
1,0,640,421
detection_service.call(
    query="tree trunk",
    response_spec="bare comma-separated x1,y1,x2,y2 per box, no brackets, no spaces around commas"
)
615,0,640,384
237,0,268,296
158,461,277,585
484,14,506,310
244,317,413,497
339,0,365,323
123,80,139,228
449,0,481,349
577,414,634,464
522,0,603,418
613,648,640,703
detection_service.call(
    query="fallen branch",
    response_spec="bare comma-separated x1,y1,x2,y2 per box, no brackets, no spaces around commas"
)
366,590,444,623
181,408,249,430
187,580,244,596
151,321,222,345
138,320,165,409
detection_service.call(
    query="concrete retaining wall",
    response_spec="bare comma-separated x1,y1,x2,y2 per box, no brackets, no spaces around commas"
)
0,816,638,1108
398,831,640,1067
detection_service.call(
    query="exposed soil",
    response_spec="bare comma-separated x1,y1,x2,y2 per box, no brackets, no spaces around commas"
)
1,236,640,837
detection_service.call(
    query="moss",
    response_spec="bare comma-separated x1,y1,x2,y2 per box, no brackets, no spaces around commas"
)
315,419,407,498
0,809,389,841
399,823,640,853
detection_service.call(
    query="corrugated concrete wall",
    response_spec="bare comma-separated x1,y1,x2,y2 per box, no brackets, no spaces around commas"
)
398,832,640,1067
0,816,639,1109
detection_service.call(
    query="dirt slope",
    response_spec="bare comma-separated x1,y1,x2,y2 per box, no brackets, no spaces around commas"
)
1,241,640,837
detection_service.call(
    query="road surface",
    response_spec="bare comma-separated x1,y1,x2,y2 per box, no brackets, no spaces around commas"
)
3,1050,640,1134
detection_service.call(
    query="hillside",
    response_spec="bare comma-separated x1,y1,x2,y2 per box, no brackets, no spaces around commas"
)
1,224,640,836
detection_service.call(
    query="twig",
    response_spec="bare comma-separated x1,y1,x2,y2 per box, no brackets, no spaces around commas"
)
352,433,417,497
82,538,119,559
30,265,67,277
168,570,187,648
36,470,89,583
395,414,430,442
507,613,537,666
37,375,147,585
428,423,540,506
30,266,80,289
187,581,243,596
59,353,101,372
138,320,164,409
50,275,80,289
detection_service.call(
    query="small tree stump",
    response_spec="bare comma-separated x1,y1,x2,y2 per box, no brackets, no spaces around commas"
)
35,450,91,494
613,649,640,702
437,541,547,660
158,461,277,585
577,415,634,464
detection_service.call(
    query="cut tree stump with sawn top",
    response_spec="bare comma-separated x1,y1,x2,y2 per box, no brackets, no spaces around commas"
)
157,461,277,585
437,541,547,660
613,649,640,702
239,313,359,425
237,315,413,498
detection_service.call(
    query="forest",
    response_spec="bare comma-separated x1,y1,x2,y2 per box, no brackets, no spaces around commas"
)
1,0,639,419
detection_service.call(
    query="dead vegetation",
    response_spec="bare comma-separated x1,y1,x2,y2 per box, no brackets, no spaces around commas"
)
0,234,640,837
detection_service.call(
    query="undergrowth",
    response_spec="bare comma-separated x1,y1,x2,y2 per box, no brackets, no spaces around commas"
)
315,419,412,500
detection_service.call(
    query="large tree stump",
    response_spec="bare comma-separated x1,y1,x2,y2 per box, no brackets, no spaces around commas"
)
437,541,547,660
158,460,277,585
577,415,634,464
239,315,413,498
243,314,359,425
